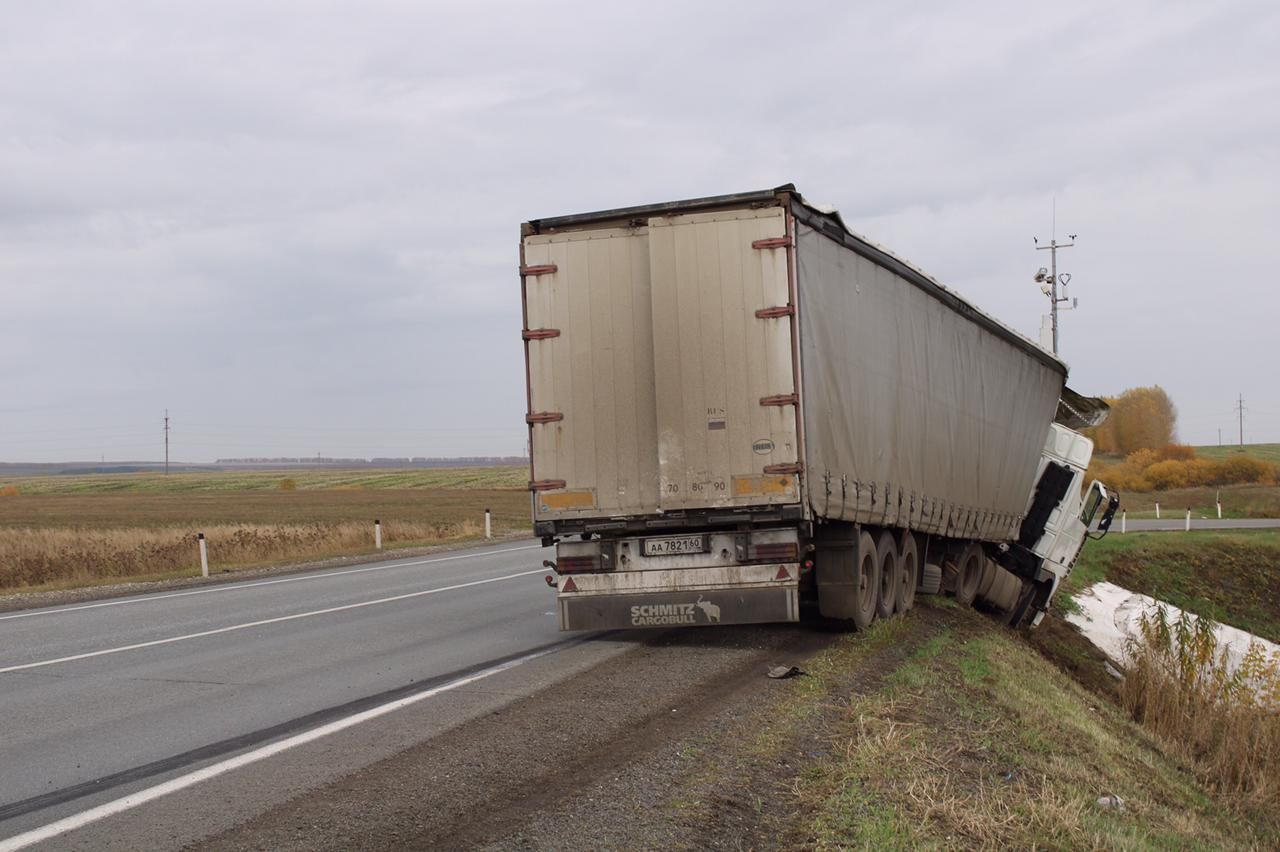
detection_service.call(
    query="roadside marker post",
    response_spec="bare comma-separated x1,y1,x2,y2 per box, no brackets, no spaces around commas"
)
374,519,382,550
1217,491,1223,519
197,533,209,578
1121,511,1126,534
1185,509,1191,532
1155,503,1160,519
485,508,492,540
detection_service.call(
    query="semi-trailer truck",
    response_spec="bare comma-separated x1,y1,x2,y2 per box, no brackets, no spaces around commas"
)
519,185,1118,632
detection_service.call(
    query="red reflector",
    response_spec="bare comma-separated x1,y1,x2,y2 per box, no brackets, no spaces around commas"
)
561,576,578,592
557,556,597,573
753,543,799,561
775,565,791,580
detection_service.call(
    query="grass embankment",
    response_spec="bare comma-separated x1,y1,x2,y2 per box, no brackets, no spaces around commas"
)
1066,530,1280,643
672,604,1272,848
1118,484,1280,519
0,468,531,594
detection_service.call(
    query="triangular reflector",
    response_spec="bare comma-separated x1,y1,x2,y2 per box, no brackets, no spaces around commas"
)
561,576,578,592
775,566,791,580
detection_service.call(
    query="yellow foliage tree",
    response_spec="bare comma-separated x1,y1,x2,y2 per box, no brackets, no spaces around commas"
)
1087,386,1177,454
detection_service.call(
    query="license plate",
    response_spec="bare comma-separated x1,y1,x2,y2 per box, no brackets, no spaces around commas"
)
642,535,707,556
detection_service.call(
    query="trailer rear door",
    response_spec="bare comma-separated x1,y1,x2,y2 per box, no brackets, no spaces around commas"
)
522,206,801,522
647,207,800,511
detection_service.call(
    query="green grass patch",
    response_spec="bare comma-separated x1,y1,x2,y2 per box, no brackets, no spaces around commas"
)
795,605,1273,849
1195,443,1280,464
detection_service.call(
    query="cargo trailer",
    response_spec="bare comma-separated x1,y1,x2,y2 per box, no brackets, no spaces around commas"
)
520,185,1117,631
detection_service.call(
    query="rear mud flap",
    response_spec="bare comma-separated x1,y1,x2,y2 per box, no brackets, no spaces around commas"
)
559,587,799,631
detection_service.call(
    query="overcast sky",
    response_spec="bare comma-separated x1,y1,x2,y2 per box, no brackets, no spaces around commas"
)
2,0,1277,462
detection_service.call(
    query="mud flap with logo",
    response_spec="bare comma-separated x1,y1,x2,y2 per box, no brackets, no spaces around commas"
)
559,587,799,631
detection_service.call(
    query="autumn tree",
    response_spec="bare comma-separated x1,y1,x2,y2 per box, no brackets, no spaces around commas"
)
1087,386,1178,454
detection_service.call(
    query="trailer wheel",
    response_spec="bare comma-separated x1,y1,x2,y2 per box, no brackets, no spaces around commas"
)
954,543,983,606
875,531,898,620
896,535,919,613
853,530,879,630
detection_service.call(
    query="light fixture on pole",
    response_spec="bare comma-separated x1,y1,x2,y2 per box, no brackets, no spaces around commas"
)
1032,231,1077,355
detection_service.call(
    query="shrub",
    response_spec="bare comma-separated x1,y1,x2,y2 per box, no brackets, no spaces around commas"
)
1209,457,1276,487
1120,604,1280,812
1156,444,1197,462
0,485,18,497
278,478,297,492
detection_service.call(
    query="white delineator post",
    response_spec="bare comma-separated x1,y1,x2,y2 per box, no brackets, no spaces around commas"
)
375,519,382,550
197,533,209,578
1185,509,1191,532
1155,502,1160,519
484,508,492,540
1121,511,1126,534
1217,491,1223,519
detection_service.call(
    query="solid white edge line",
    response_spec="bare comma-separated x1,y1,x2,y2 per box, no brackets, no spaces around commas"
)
0,543,542,622
0,569,546,674
0,644,562,852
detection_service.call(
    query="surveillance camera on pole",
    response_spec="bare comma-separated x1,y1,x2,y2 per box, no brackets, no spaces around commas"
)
1032,220,1077,355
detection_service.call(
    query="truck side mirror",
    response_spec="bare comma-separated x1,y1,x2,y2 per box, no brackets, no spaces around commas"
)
1096,494,1121,533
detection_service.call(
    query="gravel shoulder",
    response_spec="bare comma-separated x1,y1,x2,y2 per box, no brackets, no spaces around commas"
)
191,610,942,851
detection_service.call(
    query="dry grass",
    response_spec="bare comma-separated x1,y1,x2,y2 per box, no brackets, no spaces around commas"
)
0,519,483,591
0,470,531,593
1120,605,1280,814
790,606,1272,849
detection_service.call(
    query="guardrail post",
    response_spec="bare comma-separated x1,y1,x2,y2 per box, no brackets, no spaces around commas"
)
375,519,382,550
484,508,492,540
197,533,209,578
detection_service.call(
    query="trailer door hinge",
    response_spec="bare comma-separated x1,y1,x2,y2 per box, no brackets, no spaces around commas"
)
529,479,567,492
764,463,805,475
520,264,558,276
752,236,793,250
526,411,564,424
760,393,799,407
522,328,561,340
755,305,795,319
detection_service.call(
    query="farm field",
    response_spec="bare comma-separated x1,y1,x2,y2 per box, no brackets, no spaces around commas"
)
0,467,531,594
1195,443,1280,464
0,466,527,495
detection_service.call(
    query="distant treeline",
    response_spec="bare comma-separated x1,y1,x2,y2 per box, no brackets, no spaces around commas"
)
215,456,528,467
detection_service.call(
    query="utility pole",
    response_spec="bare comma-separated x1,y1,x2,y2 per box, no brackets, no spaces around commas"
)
1033,202,1077,355
1236,394,1247,448
164,410,170,475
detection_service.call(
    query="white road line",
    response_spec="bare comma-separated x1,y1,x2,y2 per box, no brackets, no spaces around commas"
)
0,569,546,674
0,643,563,852
0,544,541,623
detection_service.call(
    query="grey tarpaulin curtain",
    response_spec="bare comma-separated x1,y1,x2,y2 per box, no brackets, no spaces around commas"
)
795,223,1064,542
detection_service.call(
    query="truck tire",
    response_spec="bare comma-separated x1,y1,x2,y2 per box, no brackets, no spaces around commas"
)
976,557,998,601
954,543,983,606
875,531,898,620
853,530,879,630
896,534,919,613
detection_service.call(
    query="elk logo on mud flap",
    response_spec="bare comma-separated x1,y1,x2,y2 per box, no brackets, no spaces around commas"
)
630,595,722,626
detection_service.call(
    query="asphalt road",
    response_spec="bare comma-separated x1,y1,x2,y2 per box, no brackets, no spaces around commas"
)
0,539,630,850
